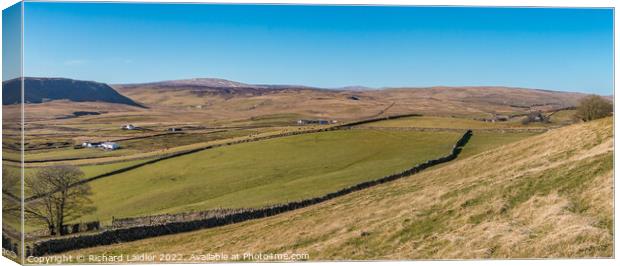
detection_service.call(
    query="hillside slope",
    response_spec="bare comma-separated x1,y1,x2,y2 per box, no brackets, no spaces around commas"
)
6,77,590,123
2,77,144,107
65,117,613,260
114,78,587,120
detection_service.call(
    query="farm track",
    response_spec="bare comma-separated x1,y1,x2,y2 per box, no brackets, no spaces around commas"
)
375,101,396,117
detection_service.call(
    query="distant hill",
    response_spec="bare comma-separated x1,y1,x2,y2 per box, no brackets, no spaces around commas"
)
114,78,589,120
120,78,261,89
2,77,145,108
8,77,596,122
118,78,319,90
337,85,376,91
115,78,318,98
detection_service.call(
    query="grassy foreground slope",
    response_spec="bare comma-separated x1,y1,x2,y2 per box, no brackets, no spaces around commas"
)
66,117,613,259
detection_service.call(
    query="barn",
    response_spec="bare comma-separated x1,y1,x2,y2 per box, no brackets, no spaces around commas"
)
100,142,120,150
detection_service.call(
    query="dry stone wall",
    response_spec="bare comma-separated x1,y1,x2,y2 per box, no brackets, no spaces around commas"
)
2,232,20,256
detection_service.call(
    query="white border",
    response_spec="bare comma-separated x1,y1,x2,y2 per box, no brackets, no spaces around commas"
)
0,1,617,266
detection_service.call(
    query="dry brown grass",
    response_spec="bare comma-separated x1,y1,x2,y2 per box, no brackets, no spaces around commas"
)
59,117,613,261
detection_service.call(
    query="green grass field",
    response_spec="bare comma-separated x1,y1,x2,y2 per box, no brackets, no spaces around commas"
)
22,159,150,194
362,116,545,129
77,129,464,222
118,130,262,152
228,113,302,127
77,159,153,179
549,110,577,124
458,131,539,159
21,129,267,162
24,147,134,161
2,150,20,161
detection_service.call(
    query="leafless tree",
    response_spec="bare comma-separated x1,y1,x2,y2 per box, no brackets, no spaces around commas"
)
2,167,21,218
575,95,613,121
24,165,95,236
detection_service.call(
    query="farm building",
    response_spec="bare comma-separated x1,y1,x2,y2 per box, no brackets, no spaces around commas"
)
478,115,509,123
490,115,509,122
297,119,331,125
81,141,101,148
522,111,549,124
100,142,120,150
121,124,136,130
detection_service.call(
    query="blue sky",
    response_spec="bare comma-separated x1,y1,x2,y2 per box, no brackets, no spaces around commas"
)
19,2,614,94
2,1,21,81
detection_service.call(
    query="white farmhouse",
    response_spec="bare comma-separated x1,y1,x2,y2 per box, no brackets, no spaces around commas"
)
121,124,136,130
82,141,100,148
101,142,120,150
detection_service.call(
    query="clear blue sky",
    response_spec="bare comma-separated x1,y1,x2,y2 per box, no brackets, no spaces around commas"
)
20,2,614,94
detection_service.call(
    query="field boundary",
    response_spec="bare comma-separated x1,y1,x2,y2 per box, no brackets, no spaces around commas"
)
354,126,550,133
27,129,472,256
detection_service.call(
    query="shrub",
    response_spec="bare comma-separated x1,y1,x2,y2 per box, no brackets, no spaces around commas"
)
575,95,613,121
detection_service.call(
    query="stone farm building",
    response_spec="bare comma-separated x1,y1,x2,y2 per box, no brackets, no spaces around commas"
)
81,141,101,148
121,124,136,130
297,119,331,125
101,142,120,150
82,141,120,150
477,115,509,123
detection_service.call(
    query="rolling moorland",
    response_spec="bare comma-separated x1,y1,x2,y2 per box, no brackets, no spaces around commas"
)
0,77,613,260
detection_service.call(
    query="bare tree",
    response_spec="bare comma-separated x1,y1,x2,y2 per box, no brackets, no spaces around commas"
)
24,165,95,236
575,95,613,121
520,111,549,125
2,167,21,218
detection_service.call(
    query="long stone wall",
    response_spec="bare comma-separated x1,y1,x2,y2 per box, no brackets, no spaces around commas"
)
2,233,19,256
110,209,250,228
2,227,21,256
354,126,550,133
27,129,472,256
